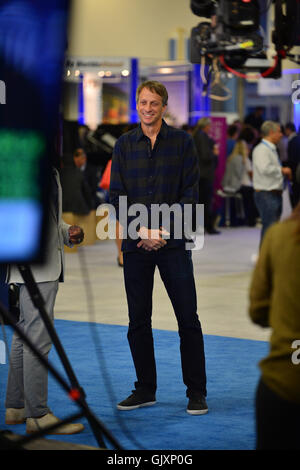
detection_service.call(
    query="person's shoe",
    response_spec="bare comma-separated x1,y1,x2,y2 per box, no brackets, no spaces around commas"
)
117,390,156,410
26,413,84,435
187,396,208,415
5,408,26,425
206,228,221,235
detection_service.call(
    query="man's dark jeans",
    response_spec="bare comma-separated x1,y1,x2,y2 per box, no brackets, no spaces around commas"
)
254,190,282,243
123,247,207,398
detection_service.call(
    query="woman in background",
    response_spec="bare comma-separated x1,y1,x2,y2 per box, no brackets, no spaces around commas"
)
222,139,249,193
222,139,257,226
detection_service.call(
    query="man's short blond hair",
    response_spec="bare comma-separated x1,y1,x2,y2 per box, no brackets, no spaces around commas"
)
136,81,168,106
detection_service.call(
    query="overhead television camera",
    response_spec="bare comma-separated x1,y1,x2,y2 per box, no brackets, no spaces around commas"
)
190,0,300,79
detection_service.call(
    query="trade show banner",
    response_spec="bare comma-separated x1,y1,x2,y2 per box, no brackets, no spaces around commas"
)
209,116,227,210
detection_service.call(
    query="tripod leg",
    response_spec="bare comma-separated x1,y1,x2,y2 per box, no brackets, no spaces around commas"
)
13,265,121,449
17,265,83,393
1,299,122,449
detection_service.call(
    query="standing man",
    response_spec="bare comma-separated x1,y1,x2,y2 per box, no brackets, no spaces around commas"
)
109,81,208,415
73,147,100,209
244,106,264,132
192,118,219,234
253,121,292,242
60,149,94,216
284,122,300,208
5,167,85,434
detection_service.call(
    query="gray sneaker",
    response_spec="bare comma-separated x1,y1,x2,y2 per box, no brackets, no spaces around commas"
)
26,413,84,434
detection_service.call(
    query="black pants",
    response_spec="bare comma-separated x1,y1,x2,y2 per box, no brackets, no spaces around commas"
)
239,185,258,226
290,181,300,208
123,247,207,398
199,177,215,231
255,378,300,450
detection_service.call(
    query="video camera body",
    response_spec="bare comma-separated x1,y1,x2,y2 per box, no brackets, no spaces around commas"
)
190,0,300,78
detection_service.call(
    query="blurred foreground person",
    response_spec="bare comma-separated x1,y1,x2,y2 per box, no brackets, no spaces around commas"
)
249,202,300,450
5,167,85,435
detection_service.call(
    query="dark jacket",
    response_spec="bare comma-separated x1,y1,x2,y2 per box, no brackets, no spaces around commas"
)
287,134,300,182
193,129,218,181
60,166,93,215
82,163,101,209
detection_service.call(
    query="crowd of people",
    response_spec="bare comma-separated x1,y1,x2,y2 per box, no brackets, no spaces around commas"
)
64,108,300,244
189,112,300,239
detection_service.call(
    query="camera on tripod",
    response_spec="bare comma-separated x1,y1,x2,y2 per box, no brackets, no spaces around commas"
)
190,0,300,78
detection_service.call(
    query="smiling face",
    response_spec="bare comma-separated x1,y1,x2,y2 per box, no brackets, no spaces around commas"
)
136,87,167,129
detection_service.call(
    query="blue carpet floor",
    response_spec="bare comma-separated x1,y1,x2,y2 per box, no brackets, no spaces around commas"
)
0,319,269,450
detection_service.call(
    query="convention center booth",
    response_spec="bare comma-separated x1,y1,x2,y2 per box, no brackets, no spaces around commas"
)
61,53,300,248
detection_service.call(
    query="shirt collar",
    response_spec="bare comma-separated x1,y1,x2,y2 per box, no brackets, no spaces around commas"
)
288,132,296,141
136,119,169,142
262,138,276,150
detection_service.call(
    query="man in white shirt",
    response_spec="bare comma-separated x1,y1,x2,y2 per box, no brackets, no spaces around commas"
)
253,121,291,242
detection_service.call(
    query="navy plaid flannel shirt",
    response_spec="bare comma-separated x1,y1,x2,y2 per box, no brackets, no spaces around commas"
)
109,120,200,252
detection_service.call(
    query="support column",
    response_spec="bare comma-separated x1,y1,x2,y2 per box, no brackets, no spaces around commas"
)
78,73,84,125
188,64,210,126
294,102,300,133
129,58,139,123
83,73,102,130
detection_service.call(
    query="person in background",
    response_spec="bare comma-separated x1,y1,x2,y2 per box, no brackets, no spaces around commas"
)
181,124,194,135
284,121,297,143
239,125,258,155
244,106,264,132
5,167,85,435
60,150,94,216
222,139,249,193
73,148,100,209
252,121,292,243
98,159,124,267
277,124,288,163
249,202,300,450
284,122,300,208
193,117,219,234
222,139,256,226
226,124,240,158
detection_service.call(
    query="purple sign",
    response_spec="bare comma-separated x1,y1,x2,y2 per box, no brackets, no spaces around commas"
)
208,116,227,210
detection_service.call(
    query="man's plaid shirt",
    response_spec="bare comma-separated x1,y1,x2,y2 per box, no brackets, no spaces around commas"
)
109,120,199,252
